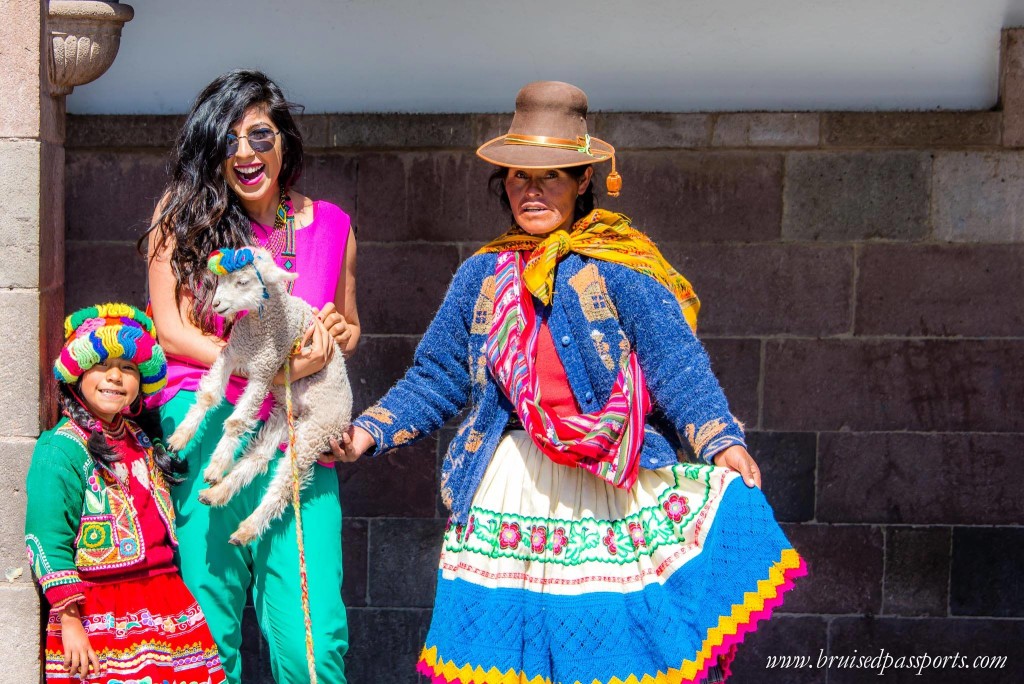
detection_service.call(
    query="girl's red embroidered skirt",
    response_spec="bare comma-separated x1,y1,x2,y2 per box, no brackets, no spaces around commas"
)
45,571,225,683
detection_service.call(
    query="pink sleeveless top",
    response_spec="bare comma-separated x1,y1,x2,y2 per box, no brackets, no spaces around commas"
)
154,201,351,417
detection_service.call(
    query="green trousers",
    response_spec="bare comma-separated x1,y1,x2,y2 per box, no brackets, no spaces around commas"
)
160,390,348,684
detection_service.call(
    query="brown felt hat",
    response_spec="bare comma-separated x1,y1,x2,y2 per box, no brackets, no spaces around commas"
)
476,81,622,196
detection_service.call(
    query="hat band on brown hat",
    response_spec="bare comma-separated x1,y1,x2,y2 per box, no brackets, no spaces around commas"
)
485,133,623,196
505,133,609,158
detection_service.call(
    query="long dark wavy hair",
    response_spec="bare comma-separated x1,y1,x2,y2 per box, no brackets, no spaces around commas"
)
58,383,187,485
139,69,304,332
488,164,597,227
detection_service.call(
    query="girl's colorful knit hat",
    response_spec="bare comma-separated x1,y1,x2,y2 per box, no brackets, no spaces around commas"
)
53,303,167,396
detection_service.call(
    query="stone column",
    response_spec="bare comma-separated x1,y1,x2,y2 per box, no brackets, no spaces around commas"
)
0,0,66,680
0,1,130,680
1002,28,1024,147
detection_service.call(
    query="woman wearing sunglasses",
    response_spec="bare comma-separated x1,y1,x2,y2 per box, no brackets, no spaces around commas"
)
142,69,356,683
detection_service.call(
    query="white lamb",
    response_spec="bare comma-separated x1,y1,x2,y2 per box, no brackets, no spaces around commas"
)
167,246,352,546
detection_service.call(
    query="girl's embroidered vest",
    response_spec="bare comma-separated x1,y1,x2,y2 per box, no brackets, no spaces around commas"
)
54,421,177,573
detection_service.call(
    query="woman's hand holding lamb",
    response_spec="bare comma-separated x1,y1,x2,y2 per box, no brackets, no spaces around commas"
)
314,302,353,352
327,425,375,463
275,315,334,384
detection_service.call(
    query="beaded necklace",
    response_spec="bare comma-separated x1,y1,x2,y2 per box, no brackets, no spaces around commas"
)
64,388,129,442
257,189,297,293
102,414,128,441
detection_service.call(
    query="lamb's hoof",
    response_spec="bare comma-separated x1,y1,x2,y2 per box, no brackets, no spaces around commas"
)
229,524,256,546
197,488,224,507
202,465,223,485
167,432,190,452
199,485,232,507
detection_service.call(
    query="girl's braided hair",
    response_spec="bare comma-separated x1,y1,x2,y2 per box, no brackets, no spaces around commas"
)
58,384,187,485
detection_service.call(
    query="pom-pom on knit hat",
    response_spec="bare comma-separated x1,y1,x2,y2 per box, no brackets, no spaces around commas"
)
53,303,167,396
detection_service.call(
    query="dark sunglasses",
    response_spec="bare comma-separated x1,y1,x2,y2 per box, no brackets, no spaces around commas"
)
226,127,280,157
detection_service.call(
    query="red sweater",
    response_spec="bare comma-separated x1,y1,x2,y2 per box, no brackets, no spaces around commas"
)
86,434,176,586
536,321,581,418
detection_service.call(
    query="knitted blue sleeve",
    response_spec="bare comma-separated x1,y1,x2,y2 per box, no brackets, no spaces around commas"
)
352,256,486,454
604,263,746,463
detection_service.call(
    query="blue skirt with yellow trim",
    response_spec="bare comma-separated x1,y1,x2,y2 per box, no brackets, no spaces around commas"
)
417,432,804,684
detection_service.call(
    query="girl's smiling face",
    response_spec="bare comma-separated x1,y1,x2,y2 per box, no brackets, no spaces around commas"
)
79,358,141,423
504,166,593,236
221,104,283,207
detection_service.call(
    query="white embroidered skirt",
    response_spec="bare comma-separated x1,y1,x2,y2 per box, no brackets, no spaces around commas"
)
418,431,805,684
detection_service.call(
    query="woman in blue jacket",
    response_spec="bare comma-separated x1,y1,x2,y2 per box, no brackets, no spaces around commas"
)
336,81,804,684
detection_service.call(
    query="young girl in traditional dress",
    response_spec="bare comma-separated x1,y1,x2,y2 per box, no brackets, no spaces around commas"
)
25,303,225,683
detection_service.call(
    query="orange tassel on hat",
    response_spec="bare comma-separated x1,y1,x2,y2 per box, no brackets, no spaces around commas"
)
606,154,622,197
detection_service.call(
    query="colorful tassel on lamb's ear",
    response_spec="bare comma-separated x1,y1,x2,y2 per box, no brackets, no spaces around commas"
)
208,247,256,275
207,250,227,275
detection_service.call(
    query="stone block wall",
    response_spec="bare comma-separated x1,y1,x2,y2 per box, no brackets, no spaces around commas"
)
62,105,1024,682
56,31,1024,682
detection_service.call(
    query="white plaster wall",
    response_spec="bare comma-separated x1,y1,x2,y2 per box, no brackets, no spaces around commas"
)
69,0,1024,114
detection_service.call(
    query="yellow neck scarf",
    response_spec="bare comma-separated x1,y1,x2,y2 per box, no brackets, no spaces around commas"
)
476,209,700,331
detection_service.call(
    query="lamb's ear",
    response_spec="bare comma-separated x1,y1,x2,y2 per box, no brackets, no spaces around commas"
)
253,253,297,286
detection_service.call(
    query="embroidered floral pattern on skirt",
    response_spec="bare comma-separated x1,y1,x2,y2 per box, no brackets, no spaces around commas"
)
418,431,805,684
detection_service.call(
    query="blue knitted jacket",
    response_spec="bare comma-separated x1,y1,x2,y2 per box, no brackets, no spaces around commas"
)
353,251,746,522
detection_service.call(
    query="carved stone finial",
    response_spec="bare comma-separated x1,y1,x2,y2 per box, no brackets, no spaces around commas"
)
47,1,134,96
